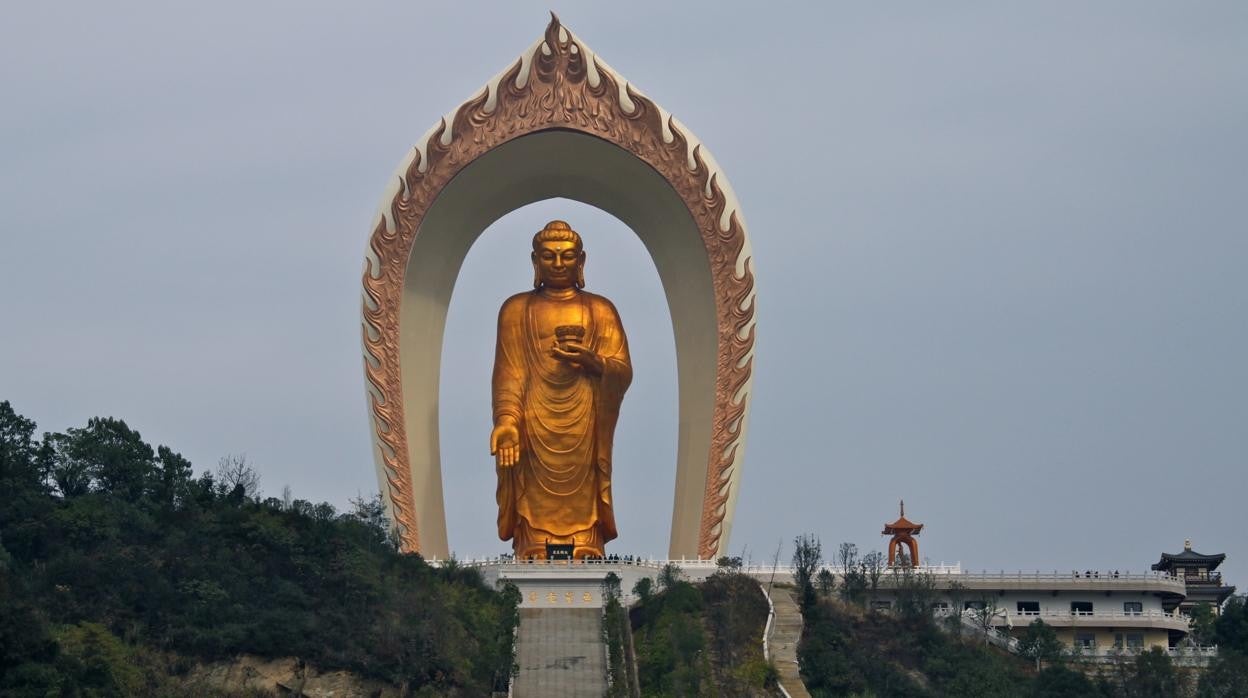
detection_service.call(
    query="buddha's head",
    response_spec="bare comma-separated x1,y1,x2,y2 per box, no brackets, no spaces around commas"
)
532,220,586,290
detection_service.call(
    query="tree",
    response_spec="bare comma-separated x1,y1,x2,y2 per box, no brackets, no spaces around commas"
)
971,593,1000,644
601,571,630,697
54,622,144,695
836,541,858,571
1215,595,1248,653
793,533,823,609
216,454,260,500
816,569,836,598
1019,619,1065,670
0,403,55,560
837,542,866,605
1189,602,1217,646
152,445,193,512
68,417,156,499
891,564,936,621
1123,647,1181,697
1198,650,1248,698
1033,666,1103,698
861,550,885,608
44,432,91,498
716,555,743,571
946,581,969,637
602,571,622,602
658,563,683,591
0,401,42,489
633,576,654,603
349,492,393,547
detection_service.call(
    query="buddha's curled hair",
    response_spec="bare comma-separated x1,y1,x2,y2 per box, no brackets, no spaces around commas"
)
532,220,583,250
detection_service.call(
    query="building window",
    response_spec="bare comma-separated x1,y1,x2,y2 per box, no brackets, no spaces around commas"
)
872,600,892,611
1123,601,1143,615
1070,601,1093,616
931,601,949,612
1017,601,1040,615
1126,633,1144,649
1075,632,1096,650
965,601,985,611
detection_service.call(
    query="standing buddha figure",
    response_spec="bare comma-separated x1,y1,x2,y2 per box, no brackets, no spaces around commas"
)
490,220,632,559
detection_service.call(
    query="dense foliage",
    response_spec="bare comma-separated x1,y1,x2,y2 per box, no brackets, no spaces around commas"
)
1197,595,1248,697
0,400,518,696
799,594,1036,697
629,562,777,697
602,572,635,697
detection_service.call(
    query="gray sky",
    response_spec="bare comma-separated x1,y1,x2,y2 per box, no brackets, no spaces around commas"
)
3,3,1245,586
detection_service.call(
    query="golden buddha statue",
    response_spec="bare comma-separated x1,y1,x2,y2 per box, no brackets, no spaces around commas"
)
490,220,632,559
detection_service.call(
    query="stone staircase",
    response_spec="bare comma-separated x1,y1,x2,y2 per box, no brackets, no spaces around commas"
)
512,608,608,697
766,586,812,698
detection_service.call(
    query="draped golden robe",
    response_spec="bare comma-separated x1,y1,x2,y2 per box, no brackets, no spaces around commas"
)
493,290,631,557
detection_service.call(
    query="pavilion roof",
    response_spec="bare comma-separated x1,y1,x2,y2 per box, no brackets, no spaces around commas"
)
1151,541,1226,571
882,516,923,535
883,500,923,535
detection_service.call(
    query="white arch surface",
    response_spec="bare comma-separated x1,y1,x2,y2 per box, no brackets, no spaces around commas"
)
363,19,754,560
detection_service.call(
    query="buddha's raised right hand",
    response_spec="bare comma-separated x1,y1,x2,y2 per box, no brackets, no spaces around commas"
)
490,419,521,468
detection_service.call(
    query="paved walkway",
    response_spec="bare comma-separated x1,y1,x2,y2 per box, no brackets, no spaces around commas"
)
512,608,608,697
767,586,812,698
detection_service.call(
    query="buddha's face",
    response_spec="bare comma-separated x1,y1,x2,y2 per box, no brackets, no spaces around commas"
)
532,240,584,289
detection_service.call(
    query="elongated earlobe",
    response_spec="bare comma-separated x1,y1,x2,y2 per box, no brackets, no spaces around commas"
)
576,266,585,289
533,263,541,289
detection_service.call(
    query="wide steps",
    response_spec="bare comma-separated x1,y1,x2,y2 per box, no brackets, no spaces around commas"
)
512,607,608,697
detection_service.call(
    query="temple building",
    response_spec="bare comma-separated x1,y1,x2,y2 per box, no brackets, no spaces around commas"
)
867,506,1229,659
1152,540,1236,616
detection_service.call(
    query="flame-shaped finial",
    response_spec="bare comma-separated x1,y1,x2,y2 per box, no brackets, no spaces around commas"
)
537,12,585,86
900,499,905,517
544,12,565,51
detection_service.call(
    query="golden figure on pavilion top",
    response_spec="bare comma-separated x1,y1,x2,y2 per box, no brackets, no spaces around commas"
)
490,220,632,559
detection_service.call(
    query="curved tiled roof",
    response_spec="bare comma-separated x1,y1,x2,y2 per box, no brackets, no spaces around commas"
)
1151,548,1226,571
883,516,923,535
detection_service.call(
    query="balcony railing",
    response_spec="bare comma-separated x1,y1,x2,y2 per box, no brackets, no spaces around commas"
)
959,570,1178,582
1070,645,1219,666
1179,572,1224,585
449,558,1186,594
1012,610,1185,622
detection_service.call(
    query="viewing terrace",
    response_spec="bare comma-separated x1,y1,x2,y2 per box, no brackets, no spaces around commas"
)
449,557,1189,601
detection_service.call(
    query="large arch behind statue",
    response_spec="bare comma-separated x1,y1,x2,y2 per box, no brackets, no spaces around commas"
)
361,16,755,560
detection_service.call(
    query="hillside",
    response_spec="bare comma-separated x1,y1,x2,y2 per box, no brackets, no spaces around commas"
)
623,564,780,697
0,401,518,696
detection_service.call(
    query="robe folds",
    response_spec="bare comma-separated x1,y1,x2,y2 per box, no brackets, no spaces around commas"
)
493,290,631,544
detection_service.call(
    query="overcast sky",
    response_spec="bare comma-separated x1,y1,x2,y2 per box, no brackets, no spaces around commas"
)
2,2,1245,585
